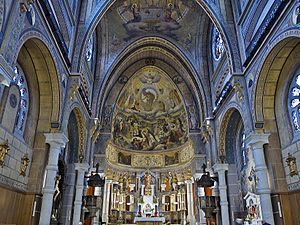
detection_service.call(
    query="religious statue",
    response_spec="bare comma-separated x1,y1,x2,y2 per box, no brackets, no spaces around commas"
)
19,154,30,176
144,171,153,195
0,140,9,167
52,175,62,220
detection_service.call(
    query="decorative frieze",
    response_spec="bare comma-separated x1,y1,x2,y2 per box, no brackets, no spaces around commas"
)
105,139,194,169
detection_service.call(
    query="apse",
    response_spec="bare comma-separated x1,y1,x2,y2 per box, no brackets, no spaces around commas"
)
112,66,189,151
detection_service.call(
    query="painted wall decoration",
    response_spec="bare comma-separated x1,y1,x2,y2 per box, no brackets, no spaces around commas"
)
112,66,188,151
117,0,190,41
103,0,202,69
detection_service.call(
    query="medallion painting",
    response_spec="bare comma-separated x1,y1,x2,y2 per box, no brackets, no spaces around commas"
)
112,66,188,151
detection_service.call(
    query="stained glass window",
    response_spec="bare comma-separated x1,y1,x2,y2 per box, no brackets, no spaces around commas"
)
289,74,300,132
86,36,93,62
11,65,29,136
212,27,225,61
240,131,248,169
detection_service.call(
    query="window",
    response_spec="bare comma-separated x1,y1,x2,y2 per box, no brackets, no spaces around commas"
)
212,27,225,61
240,131,248,169
86,36,94,62
288,73,300,132
11,65,29,136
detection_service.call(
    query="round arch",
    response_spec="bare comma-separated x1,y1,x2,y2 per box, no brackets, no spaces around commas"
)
94,37,208,131
218,106,245,161
16,37,61,146
254,34,300,134
67,107,86,163
72,0,238,73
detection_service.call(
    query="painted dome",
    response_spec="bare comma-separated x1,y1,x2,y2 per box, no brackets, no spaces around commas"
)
112,66,188,151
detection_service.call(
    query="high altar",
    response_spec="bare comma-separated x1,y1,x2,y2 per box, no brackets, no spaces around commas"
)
101,141,196,224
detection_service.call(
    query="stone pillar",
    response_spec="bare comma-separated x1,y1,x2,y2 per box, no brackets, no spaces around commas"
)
246,133,275,225
39,133,68,225
186,180,195,224
73,163,89,225
102,180,112,223
213,163,229,225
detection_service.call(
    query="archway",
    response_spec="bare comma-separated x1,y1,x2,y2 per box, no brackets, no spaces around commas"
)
0,38,61,224
219,108,250,223
254,37,300,225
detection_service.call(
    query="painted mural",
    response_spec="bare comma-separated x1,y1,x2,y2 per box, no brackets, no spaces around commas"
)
117,0,190,40
104,0,202,68
112,66,188,151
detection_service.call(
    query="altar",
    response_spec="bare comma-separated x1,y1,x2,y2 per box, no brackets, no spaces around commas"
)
134,217,165,225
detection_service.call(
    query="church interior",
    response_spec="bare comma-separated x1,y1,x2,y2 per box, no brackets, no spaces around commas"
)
0,1,300,225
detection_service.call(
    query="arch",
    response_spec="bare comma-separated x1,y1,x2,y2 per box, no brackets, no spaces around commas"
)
218,107,244,160
72,0,239,73
252,33,300,225
254,32,300,132
14,37,62,196
16,37,61,145
94,37,207,130
67,107,86,163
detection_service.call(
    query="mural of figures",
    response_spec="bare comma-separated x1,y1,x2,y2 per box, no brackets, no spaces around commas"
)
112,66,188,151
117,0,192,40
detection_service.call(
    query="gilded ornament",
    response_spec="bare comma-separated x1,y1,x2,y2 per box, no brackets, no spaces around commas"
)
233,82,244,102
69,83,79,101
106,168,112,180
286,153,299,177
186,169,192,180
19,154,30,176
0,140,9,167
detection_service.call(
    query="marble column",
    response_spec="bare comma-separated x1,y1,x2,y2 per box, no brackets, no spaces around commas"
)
246,133,274,225
39,133,68,225
213,163,229,225
186,180,195,224
102,179,112,223
73,163,89,225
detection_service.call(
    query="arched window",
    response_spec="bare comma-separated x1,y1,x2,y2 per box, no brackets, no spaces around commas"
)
86,35,94,63
212,27,225,61
288,72,300,133
240,131,248,169
11,65,29,136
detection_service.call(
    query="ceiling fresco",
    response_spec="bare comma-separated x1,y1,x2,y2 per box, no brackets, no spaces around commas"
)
104,0,203,66
112,66,189,151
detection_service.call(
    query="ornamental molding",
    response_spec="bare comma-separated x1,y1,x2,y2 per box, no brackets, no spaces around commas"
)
105,139,194,169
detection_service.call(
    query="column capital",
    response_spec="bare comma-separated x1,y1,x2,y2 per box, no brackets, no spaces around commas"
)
74,163,90,171
246,132,270,148
44,132,68,148
213,163,228,173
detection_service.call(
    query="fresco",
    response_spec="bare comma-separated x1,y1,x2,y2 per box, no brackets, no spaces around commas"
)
104,0,202,68
112,66,188,151
117,0,191,40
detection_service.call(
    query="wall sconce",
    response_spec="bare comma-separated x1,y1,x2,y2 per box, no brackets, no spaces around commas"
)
286,153,299,177
19,153,30,176
0,140,10,167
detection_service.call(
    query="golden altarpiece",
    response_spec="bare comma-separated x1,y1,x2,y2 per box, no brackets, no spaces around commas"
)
103,140,195,224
